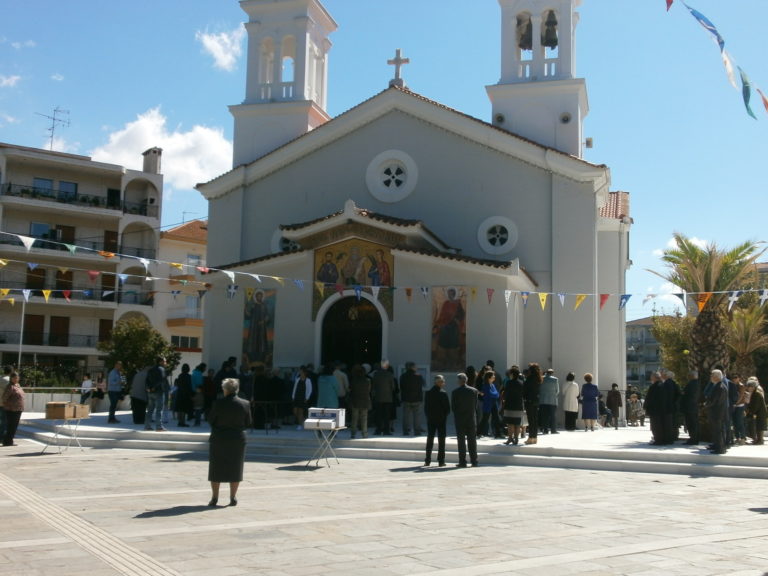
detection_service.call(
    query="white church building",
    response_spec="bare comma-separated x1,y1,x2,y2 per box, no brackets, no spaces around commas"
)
198,0,631,386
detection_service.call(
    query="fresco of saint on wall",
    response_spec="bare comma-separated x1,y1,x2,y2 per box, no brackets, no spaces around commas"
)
431,286,467,372
243,288,276,366
312,239,394,320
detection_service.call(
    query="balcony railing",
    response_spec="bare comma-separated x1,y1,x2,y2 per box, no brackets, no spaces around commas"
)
0,330,101,348
1,183,158,218
0,284,153,305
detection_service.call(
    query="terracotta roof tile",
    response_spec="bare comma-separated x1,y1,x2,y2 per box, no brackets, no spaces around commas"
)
599,191,631,220
161,219,208,243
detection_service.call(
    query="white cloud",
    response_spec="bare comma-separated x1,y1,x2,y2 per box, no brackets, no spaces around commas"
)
0,112,20,125
0,75,21,88
196,27,245,72
51,73,64,82
48,136,80,154
89,107,232,192
653,236,708,257
11,39,36,50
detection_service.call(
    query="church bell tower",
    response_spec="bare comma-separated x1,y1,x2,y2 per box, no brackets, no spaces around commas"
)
486,0,588,157
231,0,337,167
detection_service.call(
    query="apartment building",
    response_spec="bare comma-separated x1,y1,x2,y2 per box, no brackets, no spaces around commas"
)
626,316,661,390
0,142,162,375
157,219,207,370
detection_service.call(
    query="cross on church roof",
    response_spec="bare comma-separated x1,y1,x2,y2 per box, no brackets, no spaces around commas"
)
387,48,410,88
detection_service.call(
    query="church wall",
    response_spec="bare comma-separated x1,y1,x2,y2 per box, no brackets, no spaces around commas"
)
207,187,244,267
597,227,628,396
235,110,556,272
550,174,599,382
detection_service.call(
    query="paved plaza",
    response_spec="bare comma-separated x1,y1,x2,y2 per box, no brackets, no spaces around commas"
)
1,424,768,576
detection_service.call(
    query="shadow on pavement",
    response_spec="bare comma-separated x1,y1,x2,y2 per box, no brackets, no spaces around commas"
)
135,504,220,518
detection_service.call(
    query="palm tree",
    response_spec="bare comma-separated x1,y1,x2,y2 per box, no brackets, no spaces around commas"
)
650,233,765,381
727,306,768,378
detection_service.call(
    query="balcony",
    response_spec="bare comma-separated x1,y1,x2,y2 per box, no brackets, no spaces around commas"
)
0,330,101,348
165,306,203,328
0,183,158,218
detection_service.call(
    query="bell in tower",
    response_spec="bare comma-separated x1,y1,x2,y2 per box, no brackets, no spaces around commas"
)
542,10,558,49
516,14,533,51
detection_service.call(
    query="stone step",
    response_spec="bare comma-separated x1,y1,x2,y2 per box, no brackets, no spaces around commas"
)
18,418,768,479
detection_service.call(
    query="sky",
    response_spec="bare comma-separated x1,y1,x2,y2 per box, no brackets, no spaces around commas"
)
1,0,766,321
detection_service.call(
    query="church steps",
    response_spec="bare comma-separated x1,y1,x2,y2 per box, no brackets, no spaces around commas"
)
18,418,768,479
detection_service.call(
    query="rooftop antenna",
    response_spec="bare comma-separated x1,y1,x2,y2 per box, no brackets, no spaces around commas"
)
36,106,70,150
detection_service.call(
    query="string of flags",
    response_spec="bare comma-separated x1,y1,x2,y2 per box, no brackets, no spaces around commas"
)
3,230,768,313
666,1,767,119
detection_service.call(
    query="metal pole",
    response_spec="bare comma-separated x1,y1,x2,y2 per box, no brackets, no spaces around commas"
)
17,297,26,369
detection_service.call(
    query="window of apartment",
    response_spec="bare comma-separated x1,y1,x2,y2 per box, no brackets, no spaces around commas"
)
171,335,200,350
104,230,118,252
187,253,203,267
32,177,53,194
98,319,113,343
185,295,201,318
29,222,51,240
58,181,77,201
26,267,46,290
107,188,121,209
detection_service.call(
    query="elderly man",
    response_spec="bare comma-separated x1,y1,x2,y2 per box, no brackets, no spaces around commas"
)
372,360,395,436
644,371,664,445
400,361,425,436
106,361,124,423
424,374,450,467
707,369,729,455
451,372,479,467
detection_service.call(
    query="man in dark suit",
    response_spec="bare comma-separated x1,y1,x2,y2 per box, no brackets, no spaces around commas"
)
424,374,450,467
451,372,479,467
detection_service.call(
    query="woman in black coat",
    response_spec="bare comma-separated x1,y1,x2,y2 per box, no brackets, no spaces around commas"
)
208,377,252,506
523,363,542,445
175,363,194,427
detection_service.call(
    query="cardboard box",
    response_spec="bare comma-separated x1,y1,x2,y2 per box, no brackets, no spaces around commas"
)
306,407,346,428
45,402,75,420
72,404,90,418
303,418,336,430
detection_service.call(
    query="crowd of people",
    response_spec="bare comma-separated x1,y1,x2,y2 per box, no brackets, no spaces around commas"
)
642,367,767,454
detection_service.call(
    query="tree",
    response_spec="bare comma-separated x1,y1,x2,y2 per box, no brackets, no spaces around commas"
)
97,317,180,382
727,306,768,378
651,312,694,382
650,233,765,382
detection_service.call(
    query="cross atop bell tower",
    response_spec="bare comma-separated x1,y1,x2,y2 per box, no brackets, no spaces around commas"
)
486,0,588,157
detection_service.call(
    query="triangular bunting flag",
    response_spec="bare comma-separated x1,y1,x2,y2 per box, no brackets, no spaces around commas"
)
65,244,77,254
521,292,529,308
673,292,687,308
757,88,768,114
138,258,150,272
246,288,256,301
88,270,100,282
371,286,381,300
314,282,325,296
63,290,71,302
574,294,587,310
274,277,285,287
293,279,305,290
738,66,758,120
727,291,741,312
696,292,712,312
198,289,208,299
22,289,31,302
42,289,51,302
666,0,673,11
405,287,413,302
102,290,115,299
619,294,631,310
0,288,9,299
599,294,610,310
99,251,116,259
335,284,344,296
223,271,235,283
247,273,262,283
18,235,36,251
118,274,128,284
170,262,184,270
420,287,429,301
683,2,725,52
58,267,69,274
226,284,239,300
7,298,14,306
538,293,548,310
354,285,363,301
721,50,737,89
27,262,38,271
557,293,565,308
196,266,211,274
0,259,7,268
470,287,477,301
504,290,512,308
83,290,92,298
487,288,494,304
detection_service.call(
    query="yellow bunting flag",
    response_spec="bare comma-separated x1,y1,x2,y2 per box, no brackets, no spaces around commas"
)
470,287,477,301
697,292,712,312
0,288,9,299
170,262,184,270
538,292,548,310
7,298,14,306
0,259,7,268
405,287,413,302
99,251,115,259
574,294,587,310
314,282,325,296
42,290,51,302
246,287,255,302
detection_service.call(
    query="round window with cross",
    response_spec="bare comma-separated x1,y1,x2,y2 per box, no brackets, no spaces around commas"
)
478,216,518,255
366,150,418,203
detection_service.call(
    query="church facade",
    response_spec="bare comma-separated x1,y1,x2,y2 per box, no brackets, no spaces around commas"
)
198,0,631,386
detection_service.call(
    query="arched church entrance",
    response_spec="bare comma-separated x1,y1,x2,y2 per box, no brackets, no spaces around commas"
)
321,296,382,368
